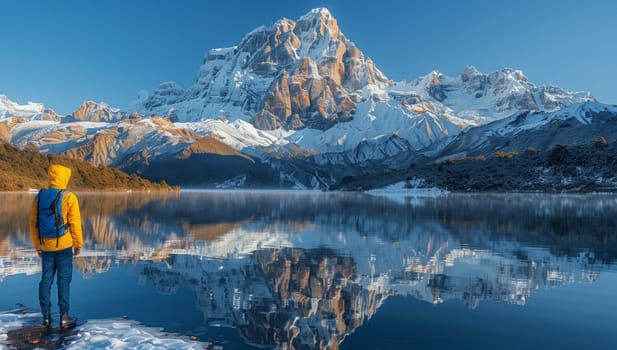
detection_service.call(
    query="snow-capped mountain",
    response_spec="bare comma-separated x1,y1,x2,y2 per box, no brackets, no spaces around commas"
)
0,8,607,188
434,101,617,159
131,7,471,156
409,66,595,125
128,7,593,158
136,8,390,127
0,94,61,121
66,100,134,123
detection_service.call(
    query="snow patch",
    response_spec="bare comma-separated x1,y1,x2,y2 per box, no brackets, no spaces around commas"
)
65,319,205,350
0,311,207,350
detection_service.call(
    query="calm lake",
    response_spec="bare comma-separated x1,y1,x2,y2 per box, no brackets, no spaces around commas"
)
1,190,616,349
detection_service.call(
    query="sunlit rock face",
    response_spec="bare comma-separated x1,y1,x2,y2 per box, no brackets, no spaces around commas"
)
247,9,386,130
254,57,359,130
139,8,390,131
70,101,126,122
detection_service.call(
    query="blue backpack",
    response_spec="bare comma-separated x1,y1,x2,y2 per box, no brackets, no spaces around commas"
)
36,188,68,247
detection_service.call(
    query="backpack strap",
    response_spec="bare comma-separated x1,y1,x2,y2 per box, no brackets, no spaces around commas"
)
36,191,42,247
52,190,66,248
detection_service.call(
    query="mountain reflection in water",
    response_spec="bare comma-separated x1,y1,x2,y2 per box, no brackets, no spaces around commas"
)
1,191,616,349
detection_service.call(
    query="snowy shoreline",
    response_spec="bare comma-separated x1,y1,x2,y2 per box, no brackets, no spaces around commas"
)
0,311,210,350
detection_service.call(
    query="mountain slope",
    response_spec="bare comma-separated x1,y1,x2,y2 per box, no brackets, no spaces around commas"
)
334,102,617,191
121,135,281,188
434,102,617,160
0,142,173,191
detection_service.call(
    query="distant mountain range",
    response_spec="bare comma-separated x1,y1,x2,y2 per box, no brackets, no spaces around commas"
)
1,7,614,190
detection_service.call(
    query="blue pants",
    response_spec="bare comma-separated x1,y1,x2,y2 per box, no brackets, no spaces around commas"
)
39,247,73,315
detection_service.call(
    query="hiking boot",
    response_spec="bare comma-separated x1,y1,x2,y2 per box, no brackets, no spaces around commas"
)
42,312,52,327
60,313,77,328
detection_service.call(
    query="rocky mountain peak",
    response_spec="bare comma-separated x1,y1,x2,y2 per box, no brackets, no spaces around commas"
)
412,70,443,87
411,71,449,102
236,7,344,72
138,7,390,131
1,94,43,116
460,66,481,80
295,7,340,40
0,94,60,121
493,68,527,82
142,82,185,113
71,100,125,122
409,66,595,124
299,7,334,21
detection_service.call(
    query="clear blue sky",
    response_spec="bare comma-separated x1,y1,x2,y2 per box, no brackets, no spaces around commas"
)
1,0,615,115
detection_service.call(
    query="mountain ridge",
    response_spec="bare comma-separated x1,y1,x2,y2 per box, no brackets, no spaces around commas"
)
0,7,609,189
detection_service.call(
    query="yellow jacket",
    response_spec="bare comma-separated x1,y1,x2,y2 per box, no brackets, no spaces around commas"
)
30,165,84,251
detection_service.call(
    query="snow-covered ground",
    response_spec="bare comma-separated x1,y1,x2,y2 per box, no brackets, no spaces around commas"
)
0,311,209,350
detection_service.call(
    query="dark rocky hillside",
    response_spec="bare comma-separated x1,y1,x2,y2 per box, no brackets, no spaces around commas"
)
133,152,281,188
333,139,617,192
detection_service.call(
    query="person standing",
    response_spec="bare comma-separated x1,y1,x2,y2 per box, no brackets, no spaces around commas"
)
29,164,83,328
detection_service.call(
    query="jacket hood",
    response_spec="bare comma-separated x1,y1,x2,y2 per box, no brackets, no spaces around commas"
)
48,164,72,189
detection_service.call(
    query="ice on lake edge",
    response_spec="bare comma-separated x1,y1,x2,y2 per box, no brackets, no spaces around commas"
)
365,181,448,204
0,311,207,349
